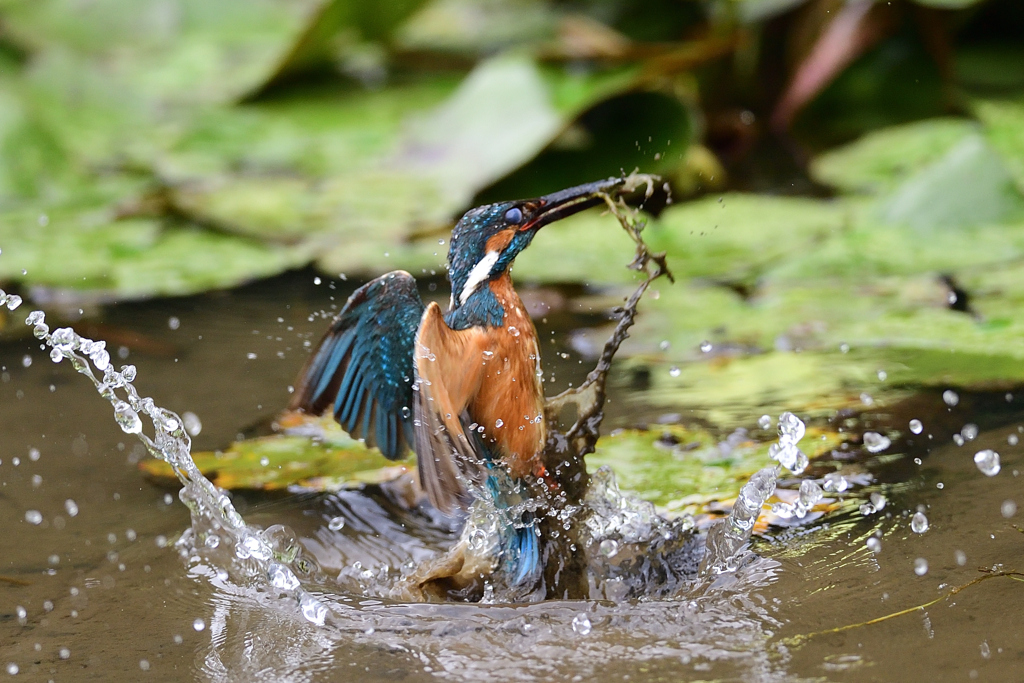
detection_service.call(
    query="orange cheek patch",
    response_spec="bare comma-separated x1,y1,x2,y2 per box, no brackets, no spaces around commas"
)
485,229,516,253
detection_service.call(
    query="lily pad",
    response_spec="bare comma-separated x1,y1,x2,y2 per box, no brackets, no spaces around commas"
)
810,118,979,195
2,0,325,106
139,434,406,492
139,410,846,520
877,133,1024,230
0,208,308,300
587,424,847,512
975,98,1024,196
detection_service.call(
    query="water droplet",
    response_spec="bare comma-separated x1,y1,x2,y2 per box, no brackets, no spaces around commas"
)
859,502,876,516
24,510,42,525
193,618,206,632
668,366,680,377
1001,500,1016,518
973,449,1000,476
758,415,771,430
953,434,965,446
700,340,712,353
877,370,887,381
980,641,990,659
328,516,346,531
260,456,270,467
942,390,959,407
58,648,70,660
571,613,592,636
769,442,808,474
167,316,180,331
866,537,881,553
64,499,78,517
268,563,300,591
21,355,31,368
862,432,891,453
870,492,886,511
1009,434,1019,446
961,423,979,441
139,659,150,671
246,353,257,360
658,340,670,351
777,412,805,445
914,557,928,576
507,326,520,337
6,663,18,675
822,472,848,493
909,419,923,435
798,479,823,509
182,412,202,436
121,365,137,382
839,343,850,353
495,419,504,428
911,511,929,534
438,238,445,245
598,539,619,557
113,401,142,434
955,549,967,566
299,593,327,626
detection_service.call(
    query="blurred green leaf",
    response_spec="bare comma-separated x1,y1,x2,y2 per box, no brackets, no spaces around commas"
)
645,193,848,282
254,0,431,93
810,118,978,195
955,46,1024,92
396,0,556,55
878,134,1024,230
975,98,1024,196
0,207,308,299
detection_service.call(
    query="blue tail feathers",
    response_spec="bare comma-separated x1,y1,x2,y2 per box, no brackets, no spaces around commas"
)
508,515,541,586
485,472,541,586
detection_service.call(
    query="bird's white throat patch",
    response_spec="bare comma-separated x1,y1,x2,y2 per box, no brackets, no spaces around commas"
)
459,250,501,305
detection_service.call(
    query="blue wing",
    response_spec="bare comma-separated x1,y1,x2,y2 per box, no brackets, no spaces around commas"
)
290,271,424,460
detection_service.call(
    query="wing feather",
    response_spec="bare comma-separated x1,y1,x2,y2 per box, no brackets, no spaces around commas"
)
290,271,424,460
413,303,491,512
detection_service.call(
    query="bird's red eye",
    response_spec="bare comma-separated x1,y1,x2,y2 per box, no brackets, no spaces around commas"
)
504,207,523,224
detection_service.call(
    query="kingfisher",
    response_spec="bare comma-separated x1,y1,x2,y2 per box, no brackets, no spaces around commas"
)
290,177,624,587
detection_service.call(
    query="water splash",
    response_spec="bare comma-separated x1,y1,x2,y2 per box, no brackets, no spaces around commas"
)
23,310,331,626
698,411,811,581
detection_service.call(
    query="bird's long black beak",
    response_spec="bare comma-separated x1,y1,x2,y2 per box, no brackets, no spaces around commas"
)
524,177,624,230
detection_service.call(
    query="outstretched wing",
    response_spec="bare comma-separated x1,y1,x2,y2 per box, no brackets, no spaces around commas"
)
413,302,490,513
290,271,424,460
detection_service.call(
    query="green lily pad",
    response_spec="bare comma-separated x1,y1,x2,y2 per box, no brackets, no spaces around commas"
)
975,98,1024,196
0,208,308,299
810,118,979,195
588,424,847,511
643,193,849,282
253,0,431,94
396,0,557,55
139,434,405,491
878,133,1024,230
2,0,323,106
139,411,846,517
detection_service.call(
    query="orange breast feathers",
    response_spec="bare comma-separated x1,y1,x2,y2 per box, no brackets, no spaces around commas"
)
469,275,546,478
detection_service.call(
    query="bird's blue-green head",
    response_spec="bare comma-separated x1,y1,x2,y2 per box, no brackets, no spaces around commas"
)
447,177,624,309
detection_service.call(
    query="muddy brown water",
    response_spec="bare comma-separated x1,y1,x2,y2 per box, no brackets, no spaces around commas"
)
1,272,1022,681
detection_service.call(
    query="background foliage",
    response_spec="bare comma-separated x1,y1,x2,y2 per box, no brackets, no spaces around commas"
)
2,0,1023,441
